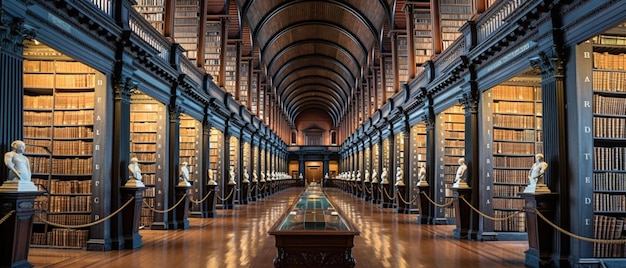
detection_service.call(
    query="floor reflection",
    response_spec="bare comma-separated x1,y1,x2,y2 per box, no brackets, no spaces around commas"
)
28,188,525,268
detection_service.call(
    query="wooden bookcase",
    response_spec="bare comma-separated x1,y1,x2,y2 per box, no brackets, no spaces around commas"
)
23,56,104,249
436,104,465,223
180,114,200,210
412,6,432,73
482,84,543,236
173,0,199,61
204,21,222,81
586,36,626,258
209,127,224,197
439,0,472,50
224,44,237,95
239,60,249,107
396,35,409,83
134,0,165,34
129,92,166,228
410,122,427,211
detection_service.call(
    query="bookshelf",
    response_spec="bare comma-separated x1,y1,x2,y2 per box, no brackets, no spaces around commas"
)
410,122,427,210
180,114,200,210
239,60,249,107
395,132,405,180
134,0,166,34
204,21,222,81
588,36,626,257
384,55,395,99
397,35,409,83
439,0,472,50
436,104,465,222
174,0,200,61
413,7,432,73
130,92,166,228
224,44,237,95
23,56,103,249
483,84,543,234
209,127,223,194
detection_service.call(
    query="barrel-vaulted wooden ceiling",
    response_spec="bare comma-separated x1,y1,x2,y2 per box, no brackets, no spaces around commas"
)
209,0,408,128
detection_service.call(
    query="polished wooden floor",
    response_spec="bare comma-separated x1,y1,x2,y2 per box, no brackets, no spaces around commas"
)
28,187,528,268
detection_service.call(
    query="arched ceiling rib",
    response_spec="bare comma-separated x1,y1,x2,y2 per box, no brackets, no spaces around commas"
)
234,0,391,128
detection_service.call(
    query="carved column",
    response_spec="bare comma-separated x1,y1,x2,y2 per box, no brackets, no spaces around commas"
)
531,47,566,264
0,13,35,182
422,91,437,224
97,77,133,250
457,84,480,240
191,108,212,217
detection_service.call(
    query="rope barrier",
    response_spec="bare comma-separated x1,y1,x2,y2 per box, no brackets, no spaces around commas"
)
189,191,213,204
363,185,372,194
0,210,15,225
534,208,626,244
383,187,397,200
142,194,188,214
396,191,419,205
215,188,235,201
459,196,524,221
37,197,135,229
420,192,454,208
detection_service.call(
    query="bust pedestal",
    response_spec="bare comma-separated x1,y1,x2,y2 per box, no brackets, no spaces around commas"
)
396,184,408,213
417,184,432,224
241,180,250,205
206,183,218,218
371,182,379,204
120,186,145,249
521,192,558,268
0,189,44,268
174,185,191,229
250,181,258,201
452,187,472,239
223,183,235,209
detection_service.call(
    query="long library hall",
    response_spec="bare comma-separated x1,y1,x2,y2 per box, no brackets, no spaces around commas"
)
1,0,626,268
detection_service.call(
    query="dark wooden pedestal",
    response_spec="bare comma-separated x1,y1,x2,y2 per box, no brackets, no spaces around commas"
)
206,183,218,218
241,181,250,204
371,182,379,204
453,187,472,239
0,190,44,268
250,181,258,201
521,192,558,268
381,183,395,209
417,185,432,224
120,186,145,249
174,185,190,229
223,183,235,209
396,184,408,213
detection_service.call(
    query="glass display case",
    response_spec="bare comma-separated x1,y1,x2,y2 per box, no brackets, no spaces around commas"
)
269,184,359,267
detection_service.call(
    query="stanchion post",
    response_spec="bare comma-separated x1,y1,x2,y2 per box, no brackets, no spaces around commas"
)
417,185,432,224
120,186,145,249
0,190,44,268
521,192,558,268
206,182,218,218
452,187,472,239
174,185,191,229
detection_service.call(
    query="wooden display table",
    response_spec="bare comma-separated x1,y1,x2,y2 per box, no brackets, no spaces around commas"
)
268,185,360,268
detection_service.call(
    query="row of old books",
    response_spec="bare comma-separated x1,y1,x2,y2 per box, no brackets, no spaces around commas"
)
493,155,534,168
593,52,626,70
594,193,626,211
594,147,626,170
48,196,91,212
594,172,626,191
494,210,526,232
48,179,91,194
31,229,89,248
593,117,626,138
493,114,541,128
493,185,527,197
593,94,626,115
493,170,529,184
593,215,626,257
